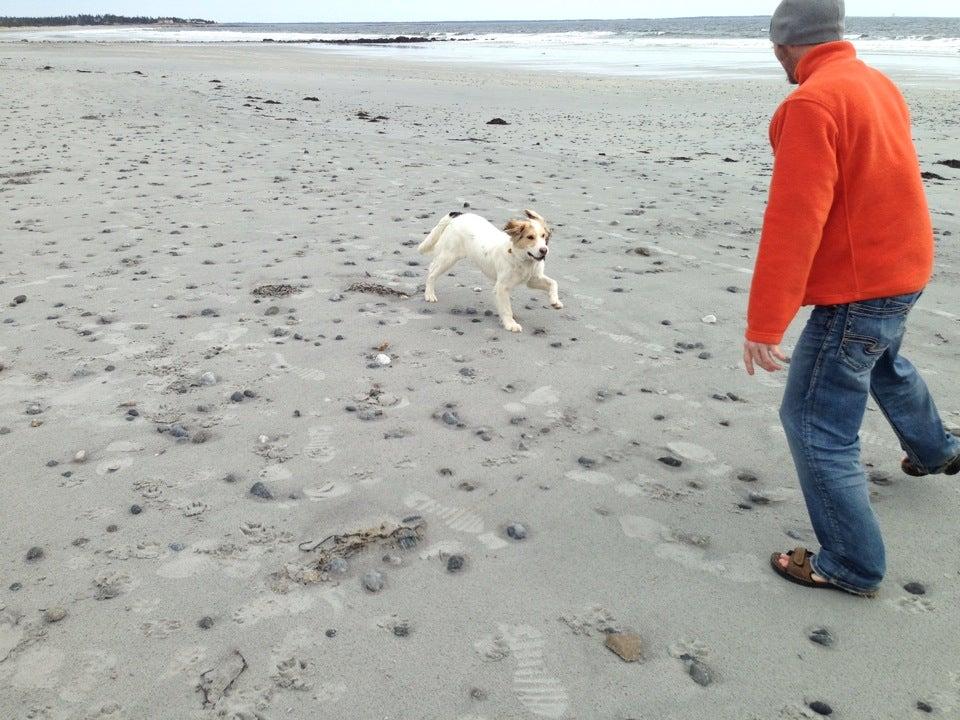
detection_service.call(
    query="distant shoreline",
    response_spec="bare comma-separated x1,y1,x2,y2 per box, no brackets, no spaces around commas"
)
0,15,214,28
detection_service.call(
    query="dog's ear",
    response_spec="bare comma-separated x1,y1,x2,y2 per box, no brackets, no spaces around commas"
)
503,219,526,240
525,209,551,241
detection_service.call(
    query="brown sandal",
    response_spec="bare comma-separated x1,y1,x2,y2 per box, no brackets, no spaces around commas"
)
770,548,877,598
902,455,960,477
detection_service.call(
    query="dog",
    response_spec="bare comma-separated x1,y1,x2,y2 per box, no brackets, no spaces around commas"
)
418,209,562,333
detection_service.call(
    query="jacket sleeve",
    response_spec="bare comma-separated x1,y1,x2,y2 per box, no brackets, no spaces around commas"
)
746,99,839,344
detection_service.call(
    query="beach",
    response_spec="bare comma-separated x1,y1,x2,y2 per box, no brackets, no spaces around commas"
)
1,41,959,720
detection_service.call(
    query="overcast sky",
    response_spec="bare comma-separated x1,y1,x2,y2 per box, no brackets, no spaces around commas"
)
5,1,958,22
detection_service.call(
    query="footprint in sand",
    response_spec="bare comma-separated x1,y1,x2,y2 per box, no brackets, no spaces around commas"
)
892,596,935,614
619,514,766,584
499,624,570,719
565,469,616,486
522,386,560,406
304,425,338,464
94,457,134,476
304,481,351,501
8,645,65,690
666,441,716,464
60,651,119,703
404,491,486,534
232,592,317,626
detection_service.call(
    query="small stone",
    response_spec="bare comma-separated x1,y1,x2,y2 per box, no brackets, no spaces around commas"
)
169,543,185,552
748,491,771,505
130,504,143,515
903,582,926,595
325,629,337,638
916,701,933,713
249,482,273,500
808,701,832,716
578,456,597,468
106,524,118,533
168,423,189,439
808,627,835,648
25,403,43,415
191,430,211,444
43,607,67,623
441,410,460,426
200,372,218,386
658,456,682,468
737,472,758,482
376,353,392,366
73,450,87,463
701,314,717,324
506,523,527,540
393,622,410,637
605,632,643,662
14,294,27,304
362,570,385,593
325,557,348,575
26,546,44,561
680,655,713,686
243,389,255,398
198,616,214,630
230,391,244,402
446,555,465,573
470,687,487,701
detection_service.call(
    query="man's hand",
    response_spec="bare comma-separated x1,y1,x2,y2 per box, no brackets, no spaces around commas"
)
743,341,788,376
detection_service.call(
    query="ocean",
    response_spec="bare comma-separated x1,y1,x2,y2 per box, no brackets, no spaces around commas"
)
5,17,959,79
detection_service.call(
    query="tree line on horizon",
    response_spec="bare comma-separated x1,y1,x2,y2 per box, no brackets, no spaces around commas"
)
0,14,214,27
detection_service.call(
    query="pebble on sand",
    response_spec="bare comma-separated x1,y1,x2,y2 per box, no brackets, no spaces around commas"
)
26,546,44,561
681,655,714,686
43,607,68,623
362,570,385,592
903,582,926,595
506,523,527,540
809,701,833,716
249,482,273,500
808,627,835,648
604,632,643,662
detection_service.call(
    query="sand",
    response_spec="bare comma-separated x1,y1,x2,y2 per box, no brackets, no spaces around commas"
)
1,42,959,720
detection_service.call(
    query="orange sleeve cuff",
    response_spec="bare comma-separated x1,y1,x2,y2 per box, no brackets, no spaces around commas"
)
745,328,785,345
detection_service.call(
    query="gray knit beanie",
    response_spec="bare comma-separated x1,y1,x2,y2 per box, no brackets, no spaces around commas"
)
770,0,845,45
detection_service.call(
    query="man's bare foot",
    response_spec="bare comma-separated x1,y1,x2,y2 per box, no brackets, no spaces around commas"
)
776,553,829,584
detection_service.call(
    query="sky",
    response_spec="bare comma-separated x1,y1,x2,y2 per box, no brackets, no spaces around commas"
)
4,1,958,23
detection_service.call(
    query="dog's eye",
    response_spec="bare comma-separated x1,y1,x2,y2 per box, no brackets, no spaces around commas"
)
527,235,535,240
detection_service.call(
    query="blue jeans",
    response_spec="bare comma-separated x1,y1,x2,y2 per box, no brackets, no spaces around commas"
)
780,291,960,594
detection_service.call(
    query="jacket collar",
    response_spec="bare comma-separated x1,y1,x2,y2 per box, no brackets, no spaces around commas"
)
795,41,856,84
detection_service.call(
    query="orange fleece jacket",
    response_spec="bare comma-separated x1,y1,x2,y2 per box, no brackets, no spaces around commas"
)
746,42,933,345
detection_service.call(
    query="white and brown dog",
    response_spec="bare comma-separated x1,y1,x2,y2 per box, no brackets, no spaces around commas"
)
418,209,562,333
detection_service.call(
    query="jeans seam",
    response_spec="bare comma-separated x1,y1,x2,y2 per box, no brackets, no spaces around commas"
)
801,306,848,565
868,388,926,469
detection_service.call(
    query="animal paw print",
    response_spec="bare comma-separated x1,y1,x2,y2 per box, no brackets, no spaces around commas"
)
183,501,208,518
893,595,935,614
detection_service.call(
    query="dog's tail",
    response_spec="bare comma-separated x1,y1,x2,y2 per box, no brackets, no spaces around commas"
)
418,211,462,255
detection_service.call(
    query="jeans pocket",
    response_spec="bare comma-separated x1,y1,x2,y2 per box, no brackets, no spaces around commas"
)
839,310,904,372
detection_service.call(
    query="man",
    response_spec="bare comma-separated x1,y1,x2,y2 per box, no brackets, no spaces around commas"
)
744,0,960,597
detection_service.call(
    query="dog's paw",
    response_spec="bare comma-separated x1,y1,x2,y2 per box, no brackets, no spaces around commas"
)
424,292,438,303
504,321,523,333
551,300,564,310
